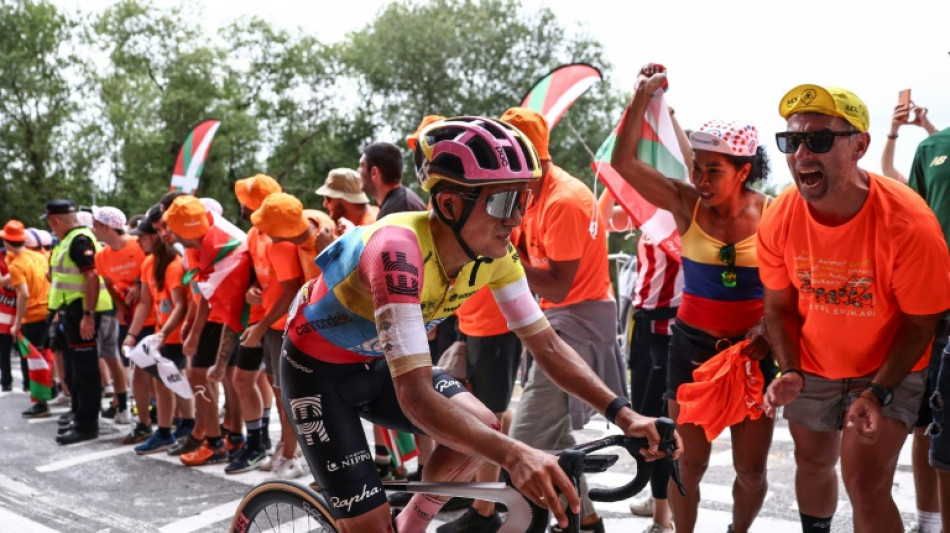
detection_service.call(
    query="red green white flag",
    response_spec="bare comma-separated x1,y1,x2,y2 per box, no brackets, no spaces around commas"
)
593,89,686,261
520,63,602,129
17,335,53,402
170,119,221,194
381,429,418,475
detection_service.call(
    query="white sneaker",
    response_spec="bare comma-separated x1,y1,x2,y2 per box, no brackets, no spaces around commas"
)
643,523,674,533
103,384,114,398
275,456,305,479
265,454,287,474
49,394,70,407
114,409,134,424
629,495,655,516
905,523,920,533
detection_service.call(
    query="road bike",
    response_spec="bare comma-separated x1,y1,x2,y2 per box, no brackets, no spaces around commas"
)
230,417,683,533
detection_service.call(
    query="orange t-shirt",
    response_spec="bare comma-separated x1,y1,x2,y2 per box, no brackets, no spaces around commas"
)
142,255,185,345
297,209,335,282
7,249,50,323
757,172,950,379
96,238,156,327
456,287,510,337
516,165,613,309
248,227,303,331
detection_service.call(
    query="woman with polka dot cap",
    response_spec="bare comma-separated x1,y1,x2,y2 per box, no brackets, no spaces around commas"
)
611,63,775,533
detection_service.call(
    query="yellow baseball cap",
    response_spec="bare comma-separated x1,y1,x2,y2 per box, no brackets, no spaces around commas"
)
251,192,309,239
778,84,869,132
235,174,282,211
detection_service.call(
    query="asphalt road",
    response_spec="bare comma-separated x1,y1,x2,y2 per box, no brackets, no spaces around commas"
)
0,377,921,532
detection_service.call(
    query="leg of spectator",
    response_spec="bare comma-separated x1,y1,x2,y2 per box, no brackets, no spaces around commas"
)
729,414,774,532
840,415,906,532
667,400,712,533
788,423,840,523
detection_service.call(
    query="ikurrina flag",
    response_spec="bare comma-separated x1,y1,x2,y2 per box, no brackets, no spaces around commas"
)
593,89,687,261
520,63,603,129
17,335,53,402
170,119,221,194
381,428,418,476
182,212,251,332
0,255,15,335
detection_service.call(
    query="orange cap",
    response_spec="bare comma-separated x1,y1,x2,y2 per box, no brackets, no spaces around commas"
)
251,192,309,239
407,115,446,151
234,174,282,211
500,107,550,161
162,195,210,240
0,219,26,243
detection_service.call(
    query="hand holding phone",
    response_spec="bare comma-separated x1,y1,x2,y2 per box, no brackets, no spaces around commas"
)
898,89,912,108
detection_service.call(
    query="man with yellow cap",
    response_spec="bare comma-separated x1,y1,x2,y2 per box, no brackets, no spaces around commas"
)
759,84,950,533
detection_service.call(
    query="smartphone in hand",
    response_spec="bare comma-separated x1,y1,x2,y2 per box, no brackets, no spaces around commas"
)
898,88,912,108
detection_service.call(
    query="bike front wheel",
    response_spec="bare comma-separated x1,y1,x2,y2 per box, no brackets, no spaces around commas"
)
231,480,339,533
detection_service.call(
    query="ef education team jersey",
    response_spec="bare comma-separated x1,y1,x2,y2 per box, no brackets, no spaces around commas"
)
285,212,549,377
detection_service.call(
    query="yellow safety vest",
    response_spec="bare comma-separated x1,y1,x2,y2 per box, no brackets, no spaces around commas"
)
47,227,113,312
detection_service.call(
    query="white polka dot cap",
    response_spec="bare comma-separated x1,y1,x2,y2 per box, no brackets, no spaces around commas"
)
688,119,758,157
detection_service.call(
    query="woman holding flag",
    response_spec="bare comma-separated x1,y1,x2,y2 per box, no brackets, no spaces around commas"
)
123,212,193,455
611,64,774,533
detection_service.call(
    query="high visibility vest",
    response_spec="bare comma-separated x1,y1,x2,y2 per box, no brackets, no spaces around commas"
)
47,227,113,312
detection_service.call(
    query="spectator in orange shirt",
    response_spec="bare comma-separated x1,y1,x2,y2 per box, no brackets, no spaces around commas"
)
252,193,336,284
1,220,51,415
760,84,950,533
499,107,627,533
238,176,307,478
316,168,378,235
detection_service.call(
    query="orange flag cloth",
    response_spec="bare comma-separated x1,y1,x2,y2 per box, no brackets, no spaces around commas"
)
676,339,765,441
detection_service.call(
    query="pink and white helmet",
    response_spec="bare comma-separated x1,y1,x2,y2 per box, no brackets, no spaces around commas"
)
414,116,542,192
689,120,758,157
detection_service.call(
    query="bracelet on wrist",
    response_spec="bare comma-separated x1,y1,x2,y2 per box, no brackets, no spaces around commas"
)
604,397,632,425
782,368,806,391
887,134,899,139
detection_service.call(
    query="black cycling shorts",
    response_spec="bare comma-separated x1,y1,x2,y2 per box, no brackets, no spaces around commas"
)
279,339,466,520
193,321,224,369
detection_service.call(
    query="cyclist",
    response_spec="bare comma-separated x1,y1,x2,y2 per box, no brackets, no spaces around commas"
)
280,116,681,533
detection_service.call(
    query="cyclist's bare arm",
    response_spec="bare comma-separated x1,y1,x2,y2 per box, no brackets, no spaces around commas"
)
392,367,581,527
522,327,680,460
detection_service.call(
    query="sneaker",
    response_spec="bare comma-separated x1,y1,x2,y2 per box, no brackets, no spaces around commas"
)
122,423,153,445
134,433,176,455
58,412,75,426
906,522,921,533
644,523,675,533
261,454,285,473
550,518,605,533
167,435,203,456
181,440,229,466
1,384,12,392
101,406,117,419
225,446,267,474
436,508,502,533
173,424,193,441
49,394,70,407
629,495,655,517
114,409,134,425
275,456,305,479
227,435,246,461
22,402,50,418
103,384,114,398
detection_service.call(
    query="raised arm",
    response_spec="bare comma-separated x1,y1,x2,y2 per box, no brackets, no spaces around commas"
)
611,64,696,232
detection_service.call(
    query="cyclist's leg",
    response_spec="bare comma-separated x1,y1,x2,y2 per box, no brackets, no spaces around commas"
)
841,371,924,533
280,345,393,533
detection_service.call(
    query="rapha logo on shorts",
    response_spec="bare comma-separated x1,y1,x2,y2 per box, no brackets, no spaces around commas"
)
289,396,330,444
330,484,381,512
435,378,460,392
326,450,372,472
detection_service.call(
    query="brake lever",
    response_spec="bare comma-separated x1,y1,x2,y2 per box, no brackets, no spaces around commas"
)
655,417,686,496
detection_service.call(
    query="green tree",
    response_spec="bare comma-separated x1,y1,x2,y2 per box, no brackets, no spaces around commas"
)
0,0,92,222
341,0,621,189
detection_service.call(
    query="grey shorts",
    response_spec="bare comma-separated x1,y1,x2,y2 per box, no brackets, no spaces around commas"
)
97,314,120,360
262,328,284,385
784,370,926,432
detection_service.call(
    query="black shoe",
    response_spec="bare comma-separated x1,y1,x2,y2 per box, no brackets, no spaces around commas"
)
56,429,98,445
442,497,475,512
22,402,50,418
436,508,502,533
1,384,12,392
58,412,75,426
57,422,76,435
101,406,117,419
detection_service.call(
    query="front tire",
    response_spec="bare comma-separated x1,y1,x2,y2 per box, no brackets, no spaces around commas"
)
231,480,339,533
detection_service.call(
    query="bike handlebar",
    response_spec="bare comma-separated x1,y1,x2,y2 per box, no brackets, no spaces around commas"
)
584,417,686,502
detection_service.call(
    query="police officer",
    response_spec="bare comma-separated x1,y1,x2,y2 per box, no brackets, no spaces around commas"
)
45,200,113,444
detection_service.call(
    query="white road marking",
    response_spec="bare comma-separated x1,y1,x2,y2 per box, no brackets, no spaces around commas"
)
157,498,244,533
0,504,61,533
35,446,133,472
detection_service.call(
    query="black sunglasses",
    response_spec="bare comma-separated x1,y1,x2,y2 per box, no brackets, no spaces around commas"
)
775,130,858,154
719,243,737,288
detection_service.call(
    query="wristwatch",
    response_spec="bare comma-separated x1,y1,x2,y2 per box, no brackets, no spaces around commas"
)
82,310,94,317
864,383,894,406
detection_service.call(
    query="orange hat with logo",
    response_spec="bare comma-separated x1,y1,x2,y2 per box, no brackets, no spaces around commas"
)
500,107,550,161
162,195,210,240
234,174,282,211
0,220,27,243
251,192,309,239
407,115,446,151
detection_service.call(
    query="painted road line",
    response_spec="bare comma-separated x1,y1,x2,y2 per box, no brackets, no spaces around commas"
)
157,498,243,533
36,446,133,472
0,504,61,533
